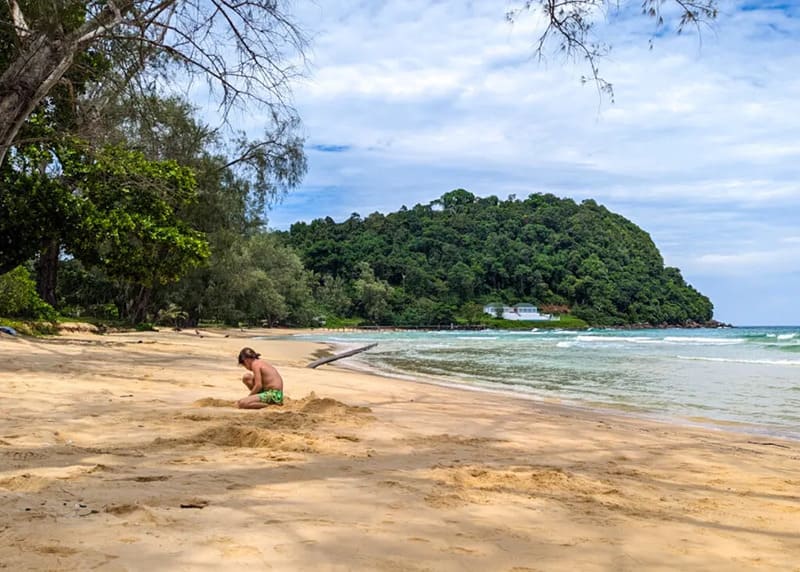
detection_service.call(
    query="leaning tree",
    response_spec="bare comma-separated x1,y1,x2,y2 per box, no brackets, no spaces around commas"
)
0,0,306,165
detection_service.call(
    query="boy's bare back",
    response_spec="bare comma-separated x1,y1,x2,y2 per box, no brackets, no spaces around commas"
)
250,358,283,393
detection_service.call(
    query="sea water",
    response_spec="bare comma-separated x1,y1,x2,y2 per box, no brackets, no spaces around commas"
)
295,327,800,439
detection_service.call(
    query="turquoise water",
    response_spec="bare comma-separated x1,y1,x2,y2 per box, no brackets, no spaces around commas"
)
296,327,800,439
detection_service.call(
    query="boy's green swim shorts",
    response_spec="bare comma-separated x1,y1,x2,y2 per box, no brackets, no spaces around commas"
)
258,388,283,405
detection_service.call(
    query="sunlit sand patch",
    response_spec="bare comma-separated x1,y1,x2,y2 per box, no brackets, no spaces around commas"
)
0,473,52,493
439,464,603,494
0,462,108,492
424,490,470,508
420,463,619,509
207,536,263,559
423,462,738,525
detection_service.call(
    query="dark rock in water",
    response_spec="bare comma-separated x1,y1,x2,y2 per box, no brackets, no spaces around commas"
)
702,319,734,328
0,326,18,336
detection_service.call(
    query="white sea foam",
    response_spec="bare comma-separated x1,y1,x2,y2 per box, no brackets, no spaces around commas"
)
575,335,652,343
663,336,745,345
573,335,682,345
676,355,800,366
556,341,574,348
777,333,798,340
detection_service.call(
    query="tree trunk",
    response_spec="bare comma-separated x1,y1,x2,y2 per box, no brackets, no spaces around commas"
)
129,285,153,324
36,239,59,307
187,310,200,328
306,343,379,369
0,34,76,165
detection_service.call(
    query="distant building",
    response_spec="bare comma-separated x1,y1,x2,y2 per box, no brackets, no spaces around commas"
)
483,303,558,321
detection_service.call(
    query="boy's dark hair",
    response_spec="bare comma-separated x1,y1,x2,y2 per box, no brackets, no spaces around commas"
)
238,347,261,364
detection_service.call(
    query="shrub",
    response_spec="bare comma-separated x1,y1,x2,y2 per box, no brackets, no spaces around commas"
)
0,266,58,321
0,319,58,336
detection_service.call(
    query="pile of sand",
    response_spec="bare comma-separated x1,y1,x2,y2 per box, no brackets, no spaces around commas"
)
161,393,374,457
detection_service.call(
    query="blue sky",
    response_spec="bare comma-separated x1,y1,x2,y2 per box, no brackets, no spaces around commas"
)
253,1,800,326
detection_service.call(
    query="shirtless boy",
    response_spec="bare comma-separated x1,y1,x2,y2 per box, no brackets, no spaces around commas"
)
236,347,284,409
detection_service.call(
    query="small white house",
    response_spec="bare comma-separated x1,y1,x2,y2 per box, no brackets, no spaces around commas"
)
483,303,558,321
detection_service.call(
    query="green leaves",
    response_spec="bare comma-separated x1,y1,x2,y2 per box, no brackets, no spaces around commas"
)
0,265,57,320
1,139,210,323
287,191,714,327
65,145,209,287
175,232,313,327
0,166,81,274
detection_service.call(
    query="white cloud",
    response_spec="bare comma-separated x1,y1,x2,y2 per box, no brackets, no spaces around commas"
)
304,65,465,99
260,0,800,324
689,246,800,276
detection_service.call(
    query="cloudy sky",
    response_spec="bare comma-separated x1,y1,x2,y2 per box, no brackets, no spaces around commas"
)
260,1,799,326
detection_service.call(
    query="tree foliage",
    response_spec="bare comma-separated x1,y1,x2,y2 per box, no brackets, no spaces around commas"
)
1,140,212,321
0,265,56,320
285,190,714,326
68,145,210,321
0,0,305,165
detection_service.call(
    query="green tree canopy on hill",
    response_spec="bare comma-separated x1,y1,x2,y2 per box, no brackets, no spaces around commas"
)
284,190,713,326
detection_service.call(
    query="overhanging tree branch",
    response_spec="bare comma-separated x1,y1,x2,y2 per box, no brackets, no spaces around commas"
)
5,0,29,39
0,0,307,166
508,0,718,100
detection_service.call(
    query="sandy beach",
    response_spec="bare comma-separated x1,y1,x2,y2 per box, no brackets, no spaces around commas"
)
0,328,798,571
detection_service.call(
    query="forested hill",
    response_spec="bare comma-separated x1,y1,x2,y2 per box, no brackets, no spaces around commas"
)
284,190,714,326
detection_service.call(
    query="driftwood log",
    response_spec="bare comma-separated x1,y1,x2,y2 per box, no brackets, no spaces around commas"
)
306,343,378,369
